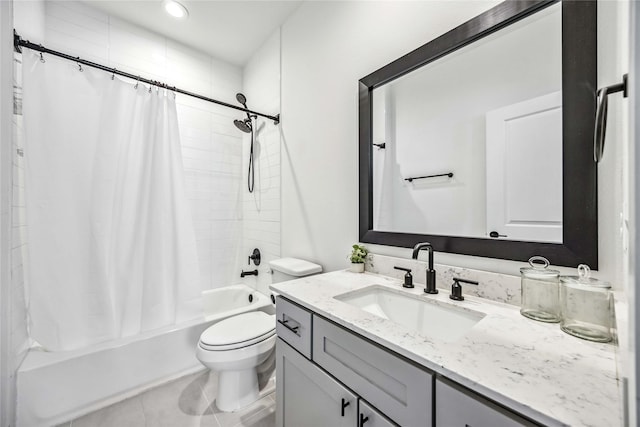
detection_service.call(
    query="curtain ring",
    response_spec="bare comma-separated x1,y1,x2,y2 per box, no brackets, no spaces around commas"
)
38,46,45,63
134,77,140,90
148,83,152,93
111,68,116,80
76,57,83,72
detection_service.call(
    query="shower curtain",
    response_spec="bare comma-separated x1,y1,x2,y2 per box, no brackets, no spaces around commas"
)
22,51,202,351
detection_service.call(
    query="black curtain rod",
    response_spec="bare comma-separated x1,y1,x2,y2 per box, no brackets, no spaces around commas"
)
13,31,280,125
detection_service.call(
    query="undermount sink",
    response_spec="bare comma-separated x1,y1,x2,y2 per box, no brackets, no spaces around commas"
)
334,285,485,342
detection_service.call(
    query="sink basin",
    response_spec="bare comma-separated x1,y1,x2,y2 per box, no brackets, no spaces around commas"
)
334,285,485,342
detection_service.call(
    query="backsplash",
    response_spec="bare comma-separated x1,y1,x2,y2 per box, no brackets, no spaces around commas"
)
365,254,522,306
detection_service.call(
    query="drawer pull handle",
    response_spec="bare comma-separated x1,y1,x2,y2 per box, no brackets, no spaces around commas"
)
359,413,369,427
341,398,350,416
277,318,300,336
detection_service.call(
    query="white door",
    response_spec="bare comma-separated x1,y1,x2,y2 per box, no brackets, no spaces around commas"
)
486,91,562,243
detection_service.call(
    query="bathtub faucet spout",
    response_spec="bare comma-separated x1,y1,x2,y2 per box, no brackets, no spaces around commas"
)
240,269,258,278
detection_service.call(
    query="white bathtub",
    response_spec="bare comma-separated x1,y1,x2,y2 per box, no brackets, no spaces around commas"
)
16,284,273,427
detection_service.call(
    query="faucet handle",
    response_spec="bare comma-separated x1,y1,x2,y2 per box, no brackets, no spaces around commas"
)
450,278,478,301
248,248,261,266
394,266,414,288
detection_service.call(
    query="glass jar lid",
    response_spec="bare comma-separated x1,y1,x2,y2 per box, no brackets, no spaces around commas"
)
520,256,560,279
560,264,611,289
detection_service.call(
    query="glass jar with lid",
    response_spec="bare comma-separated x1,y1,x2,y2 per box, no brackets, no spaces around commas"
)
520,256,560,322
560,264,612,342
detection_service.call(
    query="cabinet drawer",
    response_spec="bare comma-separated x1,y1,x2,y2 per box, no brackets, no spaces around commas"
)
276,296,313,359
313,315,433,427
436,378,539,427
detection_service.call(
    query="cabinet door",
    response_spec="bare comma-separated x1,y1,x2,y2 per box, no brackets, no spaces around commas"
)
358,399,398,427
276,338,357,427
435,378,538,427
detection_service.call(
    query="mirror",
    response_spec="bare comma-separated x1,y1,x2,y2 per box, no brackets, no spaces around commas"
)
359,1,597,268
372,4,562,242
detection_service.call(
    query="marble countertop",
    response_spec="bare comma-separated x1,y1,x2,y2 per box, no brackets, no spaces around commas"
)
270,270,621,427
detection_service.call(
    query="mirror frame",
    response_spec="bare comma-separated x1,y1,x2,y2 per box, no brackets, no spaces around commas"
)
358,0,597,268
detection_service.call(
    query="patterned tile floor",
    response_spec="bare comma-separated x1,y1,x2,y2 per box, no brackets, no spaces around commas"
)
56,370,276,427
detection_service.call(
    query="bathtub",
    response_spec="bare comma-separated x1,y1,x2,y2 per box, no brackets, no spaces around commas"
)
16,284,273,427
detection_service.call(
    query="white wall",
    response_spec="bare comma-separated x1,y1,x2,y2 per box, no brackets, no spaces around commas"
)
280,0,629,286
14,0,245,291
240,30,282,296
281,0,498,271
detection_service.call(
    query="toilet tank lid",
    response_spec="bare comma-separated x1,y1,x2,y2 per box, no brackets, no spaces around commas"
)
269,258,322,277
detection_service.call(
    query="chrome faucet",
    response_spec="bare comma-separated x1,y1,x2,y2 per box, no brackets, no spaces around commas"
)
412,242,438,294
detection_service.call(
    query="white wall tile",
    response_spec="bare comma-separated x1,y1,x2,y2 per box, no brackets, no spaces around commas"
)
240,30,282,295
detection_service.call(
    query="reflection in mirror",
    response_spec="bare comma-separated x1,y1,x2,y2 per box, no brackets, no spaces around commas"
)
371,3,562,243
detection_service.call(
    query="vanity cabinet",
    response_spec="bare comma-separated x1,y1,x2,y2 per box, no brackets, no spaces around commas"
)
276,337,357,427
275,296,541,427
275,295,313,359
276,337,398,427
358,399,397,427
313,315,432,427
435,378,538,427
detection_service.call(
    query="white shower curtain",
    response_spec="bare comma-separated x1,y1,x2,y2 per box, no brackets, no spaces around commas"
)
22,51,202,351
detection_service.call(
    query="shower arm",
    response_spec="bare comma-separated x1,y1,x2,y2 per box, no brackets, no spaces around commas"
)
13,31,280,126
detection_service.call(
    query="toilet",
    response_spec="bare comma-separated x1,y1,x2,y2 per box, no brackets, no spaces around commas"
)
196,257,322,412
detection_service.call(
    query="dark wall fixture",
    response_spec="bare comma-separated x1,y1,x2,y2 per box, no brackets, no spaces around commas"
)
594,73,628,162
358,0,598,268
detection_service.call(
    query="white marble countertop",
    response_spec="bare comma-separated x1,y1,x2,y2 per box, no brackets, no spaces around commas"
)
270,270,621,427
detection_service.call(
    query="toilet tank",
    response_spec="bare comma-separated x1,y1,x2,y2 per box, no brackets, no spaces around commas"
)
269,258,322,283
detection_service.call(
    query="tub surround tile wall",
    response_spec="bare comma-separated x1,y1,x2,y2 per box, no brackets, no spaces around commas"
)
1,1,18,425
240,30,282,297
4,50,30,427
271,270,621,427
366,253,521,306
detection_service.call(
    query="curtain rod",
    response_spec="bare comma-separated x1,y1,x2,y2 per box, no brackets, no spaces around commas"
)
13,31,280,125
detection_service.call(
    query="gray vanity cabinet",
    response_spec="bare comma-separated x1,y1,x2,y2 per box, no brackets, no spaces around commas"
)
275,296,541,427
435,378,538,427
312,315,433,427
358,399,398,427
276,337,357,427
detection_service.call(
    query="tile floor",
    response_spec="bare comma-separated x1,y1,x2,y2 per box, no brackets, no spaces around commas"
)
56,370,276,427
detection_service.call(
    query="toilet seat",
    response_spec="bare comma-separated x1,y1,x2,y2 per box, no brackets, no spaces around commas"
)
199,311,275,351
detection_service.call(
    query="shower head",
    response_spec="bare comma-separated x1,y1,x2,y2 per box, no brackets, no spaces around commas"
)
234,118,252,133
236,93,248,107
234,92,253,133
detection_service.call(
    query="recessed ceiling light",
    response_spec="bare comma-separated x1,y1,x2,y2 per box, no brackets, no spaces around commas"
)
163,0,188,19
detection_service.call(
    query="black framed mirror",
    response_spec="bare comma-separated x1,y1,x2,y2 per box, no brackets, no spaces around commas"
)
358,0,597,268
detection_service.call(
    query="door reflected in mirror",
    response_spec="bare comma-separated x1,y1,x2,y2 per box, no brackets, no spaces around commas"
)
371,3,562,243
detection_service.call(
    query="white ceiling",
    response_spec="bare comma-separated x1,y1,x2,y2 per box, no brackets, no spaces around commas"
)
81,0,303,66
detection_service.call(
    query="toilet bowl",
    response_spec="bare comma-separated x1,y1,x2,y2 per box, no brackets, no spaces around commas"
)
196,257,322,412
196,311,276,412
